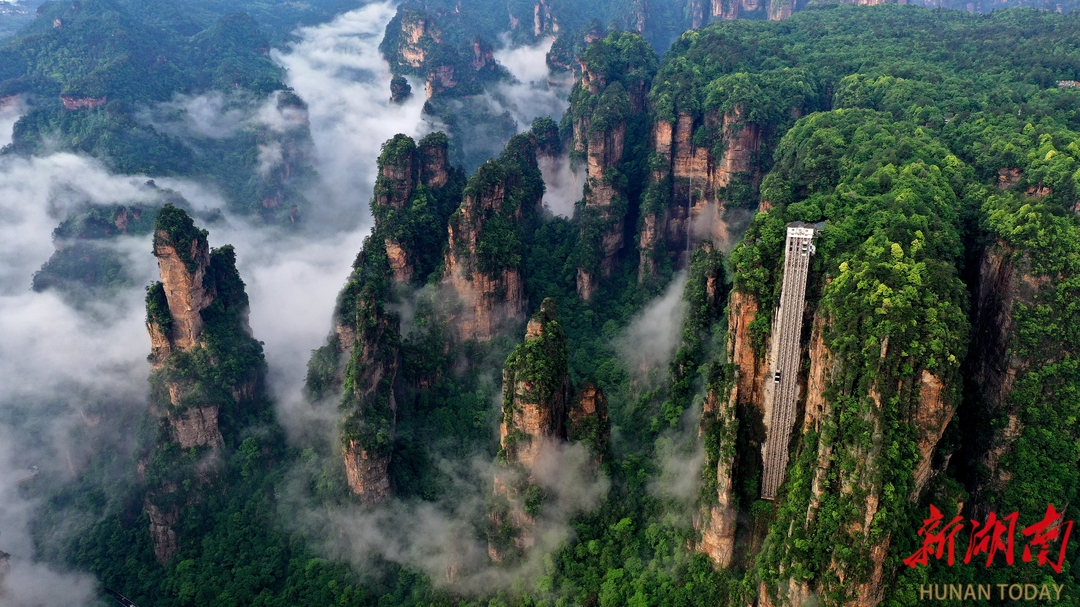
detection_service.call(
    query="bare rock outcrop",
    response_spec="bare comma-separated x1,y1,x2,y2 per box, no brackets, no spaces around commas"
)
142,206,265,565
373,132,455,284
153,227,213,352
343,441,392,504
570,33,656,295
60,95,106,110
696,386,738,567
568,383,610,460
709,0,802,20
969,241,1052,501
443,135,540,341
146,500,179,565
491,298,572,559
639,108,763,282
169,406,225,449
338,289,400,503
499,299,571,468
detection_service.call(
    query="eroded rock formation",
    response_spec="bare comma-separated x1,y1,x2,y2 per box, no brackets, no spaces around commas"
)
143,205,265,565
640,107,764,281
384,11,501,99
152,224,213,352
338,283,401,504
146,500,179,566
968,242,1051,501
568,383,610,460
491,298,571,559
373,133,456,284
443,134,541,340
569,32,656,298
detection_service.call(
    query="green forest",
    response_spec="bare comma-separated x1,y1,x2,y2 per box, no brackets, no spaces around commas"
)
4,2,1080,607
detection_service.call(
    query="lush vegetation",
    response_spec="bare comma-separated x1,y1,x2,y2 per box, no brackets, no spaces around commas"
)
19,4,1080,607
1,0,314,222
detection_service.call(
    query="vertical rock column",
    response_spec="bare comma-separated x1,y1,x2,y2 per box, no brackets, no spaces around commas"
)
443,134,541,340
491,298,572,560
143,205,264,564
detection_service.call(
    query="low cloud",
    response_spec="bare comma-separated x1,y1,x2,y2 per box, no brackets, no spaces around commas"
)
649,401,705,505
138,91,250,140
271,1,429,227
286,440,608,595
0,96,25,149
492,36,573,131
615,271,689,387
538,153,584,218
0,154,162,605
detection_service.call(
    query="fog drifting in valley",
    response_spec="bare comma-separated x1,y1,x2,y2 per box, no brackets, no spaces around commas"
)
0,2,656,600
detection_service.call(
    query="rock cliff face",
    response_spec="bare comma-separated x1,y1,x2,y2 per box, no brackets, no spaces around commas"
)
640,107,763,281
147,211,228,450
383,11,501,99
577,103,628,299
714,280,960,606
709,0,802,20
491,299,571,559
168,406,225,449
967,241,1049,501
568,383,610,460
60,95,106,110
696,385,738,567
338,283,400,504
145,500,179,565
443,134,541,340
153,228,213,352
306,132,463,505
373,133,456,284
343,441,392,503
727,290,767,414
143,206,266,565
568,33,656,298
499,302,571,468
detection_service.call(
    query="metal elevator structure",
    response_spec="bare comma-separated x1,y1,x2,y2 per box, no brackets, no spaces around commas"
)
760,223,817,500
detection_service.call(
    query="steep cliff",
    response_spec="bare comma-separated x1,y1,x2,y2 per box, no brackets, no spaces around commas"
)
568,383,610,461
639,68,815,283
143,205,269,564
702,116,970,607
956,187,1080,528
567,32,657,299
491,298,572,559
338,256,401,504
304,131,469,502
372,132,462,284
443,134,543,340
307,132,463,407
380,10,504,99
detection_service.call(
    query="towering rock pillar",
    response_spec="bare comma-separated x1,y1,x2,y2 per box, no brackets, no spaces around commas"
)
490,298,572,559
306,132,461,505
568,32,656,300
338,260,400,504
443,134,542,340
143,205,265,565
373,132,456,284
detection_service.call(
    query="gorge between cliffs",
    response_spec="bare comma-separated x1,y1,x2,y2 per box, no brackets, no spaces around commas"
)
0,2,1079,607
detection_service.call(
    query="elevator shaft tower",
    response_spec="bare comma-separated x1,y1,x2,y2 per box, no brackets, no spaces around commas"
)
760,223,817,500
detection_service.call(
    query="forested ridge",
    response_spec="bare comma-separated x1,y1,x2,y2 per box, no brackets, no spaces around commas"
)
6,3,1080,607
